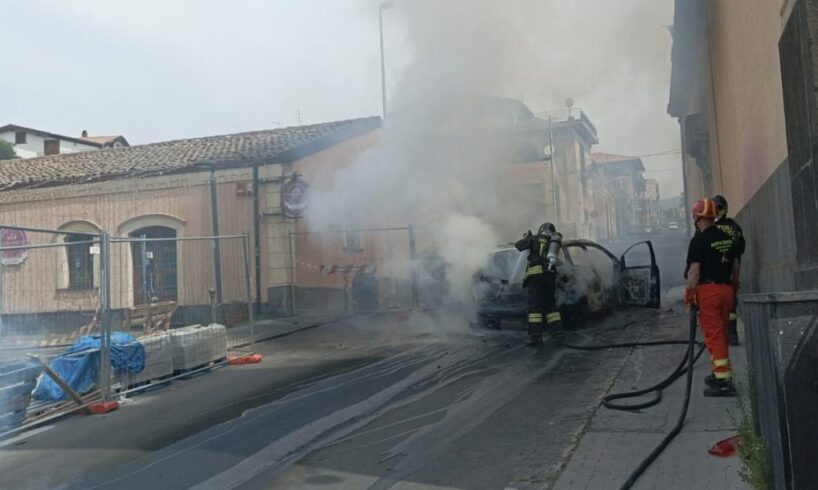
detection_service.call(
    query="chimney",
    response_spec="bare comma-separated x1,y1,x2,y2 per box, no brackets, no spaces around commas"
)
81,130,88,138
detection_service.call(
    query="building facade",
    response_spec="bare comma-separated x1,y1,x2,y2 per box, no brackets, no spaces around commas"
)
0,124,128,159
668,2,818,487
590,153,648,237
667,0,800,293
644,178,660,227
0,118,381,320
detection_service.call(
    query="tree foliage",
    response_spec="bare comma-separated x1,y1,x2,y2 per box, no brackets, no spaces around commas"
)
0,140,17,160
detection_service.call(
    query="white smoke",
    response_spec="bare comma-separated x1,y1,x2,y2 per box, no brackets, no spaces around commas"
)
436,213,501,302
307,0,674,305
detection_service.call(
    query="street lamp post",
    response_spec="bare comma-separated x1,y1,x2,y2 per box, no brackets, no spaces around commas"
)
194,160,223,309
379,1,395,120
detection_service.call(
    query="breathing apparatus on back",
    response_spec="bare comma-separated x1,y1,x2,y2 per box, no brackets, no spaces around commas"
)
545,231,562,272
535,222,562,272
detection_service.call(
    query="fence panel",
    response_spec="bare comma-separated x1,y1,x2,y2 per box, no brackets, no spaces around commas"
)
741,291,818,490
291,227,420,313
0,228,102,352
0,228,256,432
109,233,253,344
103,234,253,397
0,226,105,433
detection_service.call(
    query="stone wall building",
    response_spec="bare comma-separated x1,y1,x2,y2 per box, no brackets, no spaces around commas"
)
0,117,381,320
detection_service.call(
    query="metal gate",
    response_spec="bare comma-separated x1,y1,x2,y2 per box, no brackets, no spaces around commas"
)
289,226,421,313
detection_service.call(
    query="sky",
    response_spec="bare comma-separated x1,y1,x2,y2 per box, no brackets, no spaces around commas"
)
1,0,683,196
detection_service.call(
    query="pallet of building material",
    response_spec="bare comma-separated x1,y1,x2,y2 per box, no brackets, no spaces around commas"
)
124,331,173,388
169,324,227,372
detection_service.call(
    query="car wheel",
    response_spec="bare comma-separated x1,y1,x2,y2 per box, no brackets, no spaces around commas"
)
477,315,501,329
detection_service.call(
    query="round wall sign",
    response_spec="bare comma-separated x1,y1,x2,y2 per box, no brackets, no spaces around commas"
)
0,228,29,266
281,176,310,217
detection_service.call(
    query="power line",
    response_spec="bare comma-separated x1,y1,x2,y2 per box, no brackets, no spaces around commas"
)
644,167,683,173
637,149,682,158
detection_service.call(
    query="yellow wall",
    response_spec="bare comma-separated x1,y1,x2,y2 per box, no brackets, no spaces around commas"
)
707,0,789,212
0,169,256,313
292,131,384,290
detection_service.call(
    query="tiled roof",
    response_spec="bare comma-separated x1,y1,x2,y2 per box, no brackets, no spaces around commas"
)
0,117,381,191
81,135,127,146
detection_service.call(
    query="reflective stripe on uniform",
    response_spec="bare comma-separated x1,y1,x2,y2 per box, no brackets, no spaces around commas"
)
546,312,562,324
526,265,544,276
729,313,737,321
713,357,732,380
528,313,543,323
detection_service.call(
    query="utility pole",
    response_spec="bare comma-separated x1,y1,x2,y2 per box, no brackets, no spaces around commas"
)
194,160,223,307
379,1,395,120
549,116,558,220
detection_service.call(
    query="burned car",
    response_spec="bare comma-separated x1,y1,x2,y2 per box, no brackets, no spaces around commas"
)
472,239,660,328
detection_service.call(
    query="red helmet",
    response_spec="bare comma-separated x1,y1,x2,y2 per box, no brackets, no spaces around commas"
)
692,198,718,221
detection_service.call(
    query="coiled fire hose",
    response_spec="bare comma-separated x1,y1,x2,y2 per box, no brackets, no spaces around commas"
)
552,307,703,489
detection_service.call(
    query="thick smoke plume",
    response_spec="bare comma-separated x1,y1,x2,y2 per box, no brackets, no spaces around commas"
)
308,0,674,303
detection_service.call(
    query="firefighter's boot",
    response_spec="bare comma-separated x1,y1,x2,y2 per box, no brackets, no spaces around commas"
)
526,334,544,346
703,377,737,397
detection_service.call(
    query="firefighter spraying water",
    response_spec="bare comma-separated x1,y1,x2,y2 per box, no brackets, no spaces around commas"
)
514,222,563,345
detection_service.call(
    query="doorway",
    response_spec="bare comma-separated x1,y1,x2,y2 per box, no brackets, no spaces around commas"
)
130,226,178,304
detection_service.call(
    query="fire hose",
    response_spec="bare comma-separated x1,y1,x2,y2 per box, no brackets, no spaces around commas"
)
552,307,704,490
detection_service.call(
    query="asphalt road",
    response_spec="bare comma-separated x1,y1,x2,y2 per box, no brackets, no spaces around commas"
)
604,230,688,291
0,308,674,490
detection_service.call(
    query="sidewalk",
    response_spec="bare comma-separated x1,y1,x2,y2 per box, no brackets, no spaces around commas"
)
551,309,750,490
226,311,354,348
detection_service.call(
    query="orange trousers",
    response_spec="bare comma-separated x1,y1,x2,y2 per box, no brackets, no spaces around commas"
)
697,284,735,380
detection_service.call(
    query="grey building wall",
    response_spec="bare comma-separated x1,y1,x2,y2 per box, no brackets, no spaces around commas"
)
735,159,798,294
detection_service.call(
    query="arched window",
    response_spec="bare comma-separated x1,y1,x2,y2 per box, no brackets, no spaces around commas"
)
57,221,101,291
65,233,95,290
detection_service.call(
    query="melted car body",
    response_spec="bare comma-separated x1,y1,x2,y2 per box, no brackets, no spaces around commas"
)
472,239,660,328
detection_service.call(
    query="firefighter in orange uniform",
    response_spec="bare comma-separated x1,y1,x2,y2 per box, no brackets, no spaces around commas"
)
685,198,739,397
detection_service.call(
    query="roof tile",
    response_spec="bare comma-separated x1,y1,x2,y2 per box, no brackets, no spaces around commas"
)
0,117,380,191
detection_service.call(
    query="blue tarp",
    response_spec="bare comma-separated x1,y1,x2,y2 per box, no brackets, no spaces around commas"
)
33,332,145,401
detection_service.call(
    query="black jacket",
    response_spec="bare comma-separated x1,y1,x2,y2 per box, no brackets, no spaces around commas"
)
515,233,550,267
716,217,745,258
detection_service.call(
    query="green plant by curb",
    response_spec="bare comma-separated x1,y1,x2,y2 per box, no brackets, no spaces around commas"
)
732,380,772,490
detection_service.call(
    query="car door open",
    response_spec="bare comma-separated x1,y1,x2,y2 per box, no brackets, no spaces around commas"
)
619,240,661,308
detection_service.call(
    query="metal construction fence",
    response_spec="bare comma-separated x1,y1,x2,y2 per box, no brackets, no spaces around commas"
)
741,291,818,490
0,227,103,350
289,226,425,313
0,225,255,434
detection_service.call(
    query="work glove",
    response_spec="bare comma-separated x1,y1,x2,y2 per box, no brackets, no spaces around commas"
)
524,230,533,239
684,287,697,308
